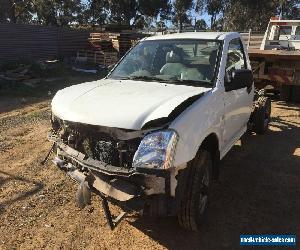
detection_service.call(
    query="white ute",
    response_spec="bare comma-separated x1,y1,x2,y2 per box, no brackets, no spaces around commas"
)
46,32,271,231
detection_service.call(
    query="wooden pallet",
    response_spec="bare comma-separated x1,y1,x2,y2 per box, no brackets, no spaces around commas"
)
76,50,118,66
89,33,110,41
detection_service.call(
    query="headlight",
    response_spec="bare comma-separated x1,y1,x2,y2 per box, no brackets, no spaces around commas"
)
132,130,178,170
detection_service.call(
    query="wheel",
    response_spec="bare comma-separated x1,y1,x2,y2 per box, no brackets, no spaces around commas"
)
253,96,271,134
177,149,212,231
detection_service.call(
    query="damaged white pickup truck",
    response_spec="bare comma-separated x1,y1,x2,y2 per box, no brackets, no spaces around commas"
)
45,32,271,231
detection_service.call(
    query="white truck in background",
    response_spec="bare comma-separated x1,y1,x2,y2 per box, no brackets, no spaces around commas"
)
247,18,300,102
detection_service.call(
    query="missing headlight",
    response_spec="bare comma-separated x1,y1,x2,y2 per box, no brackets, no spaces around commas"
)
51,113,61,131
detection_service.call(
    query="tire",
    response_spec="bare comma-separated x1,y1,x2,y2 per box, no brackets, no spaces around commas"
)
253,96,271,134
177,149,212,232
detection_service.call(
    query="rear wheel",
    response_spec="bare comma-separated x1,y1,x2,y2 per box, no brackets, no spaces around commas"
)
253,96,271,134
177,149,212,231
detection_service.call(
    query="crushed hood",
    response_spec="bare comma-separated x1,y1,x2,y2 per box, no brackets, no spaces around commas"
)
51,79,210,130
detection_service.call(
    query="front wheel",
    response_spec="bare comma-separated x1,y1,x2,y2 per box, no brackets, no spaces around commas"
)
177,149,212,231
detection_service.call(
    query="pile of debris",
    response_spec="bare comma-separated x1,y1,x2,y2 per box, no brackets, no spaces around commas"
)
0,64,42,87
0,65,31,81
0,60,62,87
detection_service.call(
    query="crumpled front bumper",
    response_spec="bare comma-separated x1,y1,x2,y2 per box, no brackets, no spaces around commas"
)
47,132,171,208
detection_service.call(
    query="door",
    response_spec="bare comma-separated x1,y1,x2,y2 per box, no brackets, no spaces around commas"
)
223,38,253,146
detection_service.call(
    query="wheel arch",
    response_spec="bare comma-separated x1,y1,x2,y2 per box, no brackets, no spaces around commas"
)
200,133,220,180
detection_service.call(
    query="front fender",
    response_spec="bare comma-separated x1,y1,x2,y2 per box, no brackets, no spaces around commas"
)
170,88,224,167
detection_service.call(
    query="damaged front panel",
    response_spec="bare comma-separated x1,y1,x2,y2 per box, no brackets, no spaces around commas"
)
50,118,158,171
50,88,205,174
46,86,208,228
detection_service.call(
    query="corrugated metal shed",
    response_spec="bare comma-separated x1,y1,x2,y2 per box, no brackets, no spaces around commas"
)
0,23,90,63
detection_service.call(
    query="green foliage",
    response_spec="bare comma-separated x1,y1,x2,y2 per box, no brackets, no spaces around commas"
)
278,0,299,19
33,0,83,26
108,0,137,24
195,19,207,30
0,0,34,23
138,0,171,19
156,20,167,32
196,0,226,29
172,0,193,31
0,0,298,31
223,0,277,31
196,0,299,31
133,0,171,29
82,0,109,26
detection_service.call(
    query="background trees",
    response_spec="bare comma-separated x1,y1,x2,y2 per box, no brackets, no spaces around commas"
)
29,0,83,26
172,0,193,32
196,0,225,29
0,0,34,23
82,0,109,27
0,0,298,31
223,0,278,31
223,0,299,31
278,0,300,19
195,19,207,30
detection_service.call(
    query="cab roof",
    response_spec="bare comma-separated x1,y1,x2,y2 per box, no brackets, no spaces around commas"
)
145,32,239,41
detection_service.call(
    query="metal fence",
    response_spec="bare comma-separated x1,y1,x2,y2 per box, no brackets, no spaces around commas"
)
0,23,90,63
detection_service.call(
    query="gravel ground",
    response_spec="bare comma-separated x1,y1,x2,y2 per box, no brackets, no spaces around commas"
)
0,98,299,250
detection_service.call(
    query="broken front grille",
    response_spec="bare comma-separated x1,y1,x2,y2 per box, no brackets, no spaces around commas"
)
77,135,140,169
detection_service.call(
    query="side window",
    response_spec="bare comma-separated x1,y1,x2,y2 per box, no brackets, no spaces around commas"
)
279,26,292,36
226,38,246,75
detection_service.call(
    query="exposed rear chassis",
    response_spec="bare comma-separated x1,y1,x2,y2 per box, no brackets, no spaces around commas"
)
44,132,174,229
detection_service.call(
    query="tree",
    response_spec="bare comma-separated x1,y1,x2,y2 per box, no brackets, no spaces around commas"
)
195,0,225,29
33,0,83,26
156,20,167,32
0,0,10,22
108,0,137,25
138,0,171,19
223,0,277,32
134,15,147,29
277,0,299,19
134,0,171,30
83,0,109,26
57,0,82,26
0,0,34,23
173,0,193,32
195,19,207,30
207,0,223,29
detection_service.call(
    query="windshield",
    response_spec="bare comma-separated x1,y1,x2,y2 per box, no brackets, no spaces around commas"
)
108,39,222,87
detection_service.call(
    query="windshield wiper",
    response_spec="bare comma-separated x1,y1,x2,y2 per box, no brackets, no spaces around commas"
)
118,76,211,87
167,79,212,87
127,75,168,82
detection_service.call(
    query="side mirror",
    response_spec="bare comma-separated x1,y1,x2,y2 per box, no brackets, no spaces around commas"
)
224,69,253,92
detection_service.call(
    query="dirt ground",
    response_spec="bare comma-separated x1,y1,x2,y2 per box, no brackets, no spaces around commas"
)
0,97,299,250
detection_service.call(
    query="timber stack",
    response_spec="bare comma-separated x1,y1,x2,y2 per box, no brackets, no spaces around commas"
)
76,31,148,66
